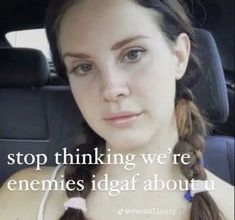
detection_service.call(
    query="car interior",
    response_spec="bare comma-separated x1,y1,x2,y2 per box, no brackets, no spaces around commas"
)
0,0,234,187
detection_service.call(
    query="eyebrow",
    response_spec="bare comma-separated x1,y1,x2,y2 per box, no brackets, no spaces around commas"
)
111,35,149,50
62,35,149,60
62,52,91,60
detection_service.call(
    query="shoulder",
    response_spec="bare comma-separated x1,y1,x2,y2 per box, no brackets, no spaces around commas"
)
0,166,56,193
2,166,55,184
206,169,234,220
0,166,59,219
0,166,56,192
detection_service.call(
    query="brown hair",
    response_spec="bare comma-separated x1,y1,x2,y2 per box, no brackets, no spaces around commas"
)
45,0,224,219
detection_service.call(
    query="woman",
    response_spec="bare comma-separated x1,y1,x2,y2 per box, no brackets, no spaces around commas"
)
0,0,233,219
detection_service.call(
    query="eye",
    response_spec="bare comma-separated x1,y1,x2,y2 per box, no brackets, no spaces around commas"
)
123,48,146,63
70,63,94,76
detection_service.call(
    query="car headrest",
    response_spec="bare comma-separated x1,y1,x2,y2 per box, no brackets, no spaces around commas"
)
192,28,229,124
0,48,50,88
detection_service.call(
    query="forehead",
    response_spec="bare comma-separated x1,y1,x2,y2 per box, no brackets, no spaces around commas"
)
59,0,162,54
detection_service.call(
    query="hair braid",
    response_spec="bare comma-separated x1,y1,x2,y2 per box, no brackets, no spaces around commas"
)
59,123,105,220
174,89,225,220
59,165,92,220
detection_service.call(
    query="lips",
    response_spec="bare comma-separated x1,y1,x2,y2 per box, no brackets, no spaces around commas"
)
103,111,143,128
104,111,142,121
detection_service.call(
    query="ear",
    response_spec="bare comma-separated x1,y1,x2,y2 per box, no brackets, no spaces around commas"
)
173,33,191,80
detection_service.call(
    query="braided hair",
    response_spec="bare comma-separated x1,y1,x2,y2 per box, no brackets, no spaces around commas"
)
59,123,105,220
174,87,224,219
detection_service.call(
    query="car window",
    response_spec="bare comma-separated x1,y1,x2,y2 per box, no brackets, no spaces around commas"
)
6,29,51,60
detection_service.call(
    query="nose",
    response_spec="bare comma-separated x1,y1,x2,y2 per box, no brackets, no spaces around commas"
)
101,67,130,102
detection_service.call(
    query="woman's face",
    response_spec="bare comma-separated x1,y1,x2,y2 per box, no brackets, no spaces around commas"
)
59,0,190,150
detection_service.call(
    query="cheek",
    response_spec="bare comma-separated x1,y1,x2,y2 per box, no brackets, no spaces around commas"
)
131,54,176,119
133,57,176,100
69,79,98,120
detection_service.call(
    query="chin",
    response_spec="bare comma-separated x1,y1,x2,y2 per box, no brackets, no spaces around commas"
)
105,131,153,150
